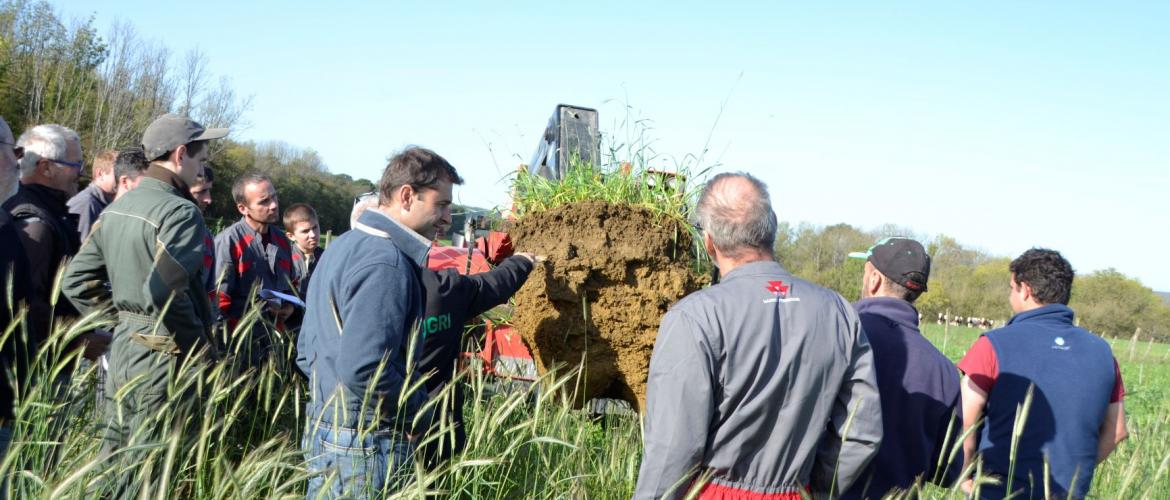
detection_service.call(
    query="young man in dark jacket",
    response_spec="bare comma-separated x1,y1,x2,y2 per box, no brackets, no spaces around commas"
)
281,202,323,333
415,250,535,466
843,237,961,499
67,149,117,241
282,202,324,298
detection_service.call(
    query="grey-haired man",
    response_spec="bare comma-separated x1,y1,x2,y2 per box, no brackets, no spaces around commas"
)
2,124,90,356
635,172,882,499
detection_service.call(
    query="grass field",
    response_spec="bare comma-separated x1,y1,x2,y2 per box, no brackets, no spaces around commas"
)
2,300,1167,498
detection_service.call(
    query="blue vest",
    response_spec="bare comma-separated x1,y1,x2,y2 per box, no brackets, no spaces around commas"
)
979,304,1114,499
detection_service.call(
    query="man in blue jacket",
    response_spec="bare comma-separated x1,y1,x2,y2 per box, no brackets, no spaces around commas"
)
958,248,1128,499
843,237,961,499
296,146,462,499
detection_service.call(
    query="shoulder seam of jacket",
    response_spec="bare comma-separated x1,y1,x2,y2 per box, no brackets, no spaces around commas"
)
102,209,161,230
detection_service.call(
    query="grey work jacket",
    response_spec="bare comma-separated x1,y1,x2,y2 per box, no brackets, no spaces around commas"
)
635,260,882,499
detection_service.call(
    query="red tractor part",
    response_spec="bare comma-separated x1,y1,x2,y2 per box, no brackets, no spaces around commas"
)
470,320,537,382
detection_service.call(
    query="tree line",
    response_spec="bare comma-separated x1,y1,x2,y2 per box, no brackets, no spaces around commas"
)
0,0,373,234
773,222,1170,342
6,0,1163,342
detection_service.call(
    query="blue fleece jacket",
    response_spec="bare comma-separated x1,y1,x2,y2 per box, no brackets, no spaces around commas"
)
843,297,962,499
296,209,431,432
977,304,1115,500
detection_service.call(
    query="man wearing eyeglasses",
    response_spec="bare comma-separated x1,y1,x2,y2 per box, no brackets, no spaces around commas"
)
1,124,97,357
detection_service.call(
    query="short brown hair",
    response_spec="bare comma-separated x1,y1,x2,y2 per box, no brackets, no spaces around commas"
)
283,202,318,230
114,148,148,181
92,149,117,177
1010,248,1075,305
232,172,272,205
378,146,464,204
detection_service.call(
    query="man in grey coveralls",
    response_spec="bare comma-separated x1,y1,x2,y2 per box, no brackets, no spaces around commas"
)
634,172,883,499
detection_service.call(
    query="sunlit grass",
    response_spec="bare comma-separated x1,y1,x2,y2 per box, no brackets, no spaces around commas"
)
0,273,1167,499
0,271,645,498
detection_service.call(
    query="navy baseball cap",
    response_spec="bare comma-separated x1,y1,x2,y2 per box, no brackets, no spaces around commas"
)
849,236,931,292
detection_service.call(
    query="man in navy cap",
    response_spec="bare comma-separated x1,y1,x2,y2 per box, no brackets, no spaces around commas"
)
842,237,961,499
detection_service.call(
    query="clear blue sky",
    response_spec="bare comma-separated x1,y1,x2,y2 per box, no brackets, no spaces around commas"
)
54,1,1170,290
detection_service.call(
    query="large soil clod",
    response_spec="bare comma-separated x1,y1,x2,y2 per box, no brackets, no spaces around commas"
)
508,201,706,412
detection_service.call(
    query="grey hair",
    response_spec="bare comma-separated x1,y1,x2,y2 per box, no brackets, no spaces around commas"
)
695,172,777,258
17,124,80,178
350,192,379,229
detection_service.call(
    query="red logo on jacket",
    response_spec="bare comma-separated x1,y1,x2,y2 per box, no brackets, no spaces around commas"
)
766,280,789,297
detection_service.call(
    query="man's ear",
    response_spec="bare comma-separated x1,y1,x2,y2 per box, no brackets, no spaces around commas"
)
867,268,883,296
35,157,51,178
170,145,187,165
397,184,416,211
1018,281,1034,303
703,231,717,259
236,201,248,216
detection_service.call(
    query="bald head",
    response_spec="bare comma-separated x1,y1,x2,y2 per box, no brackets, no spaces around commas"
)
695,172,778,260
0,116,17,201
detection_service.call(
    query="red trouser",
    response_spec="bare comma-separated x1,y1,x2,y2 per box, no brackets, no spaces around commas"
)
697,481,808,500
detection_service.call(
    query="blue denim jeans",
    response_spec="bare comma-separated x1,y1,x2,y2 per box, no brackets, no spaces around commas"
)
303,423,414,499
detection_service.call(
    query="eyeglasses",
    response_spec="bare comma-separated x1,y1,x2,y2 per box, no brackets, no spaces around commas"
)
47,158,84,169
0,140,21,159
353,191,377,206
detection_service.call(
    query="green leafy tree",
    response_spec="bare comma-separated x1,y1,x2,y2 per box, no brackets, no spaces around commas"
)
1072,269,1170,341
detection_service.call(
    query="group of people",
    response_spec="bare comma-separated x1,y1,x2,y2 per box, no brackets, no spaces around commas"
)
634,174,1129,500
0,113,538,497
0,112,1131,500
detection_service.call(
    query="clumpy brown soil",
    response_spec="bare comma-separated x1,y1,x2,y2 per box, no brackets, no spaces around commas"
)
509,201,707,413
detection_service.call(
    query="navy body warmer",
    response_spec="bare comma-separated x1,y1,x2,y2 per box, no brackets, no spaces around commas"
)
979,305,1114,499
